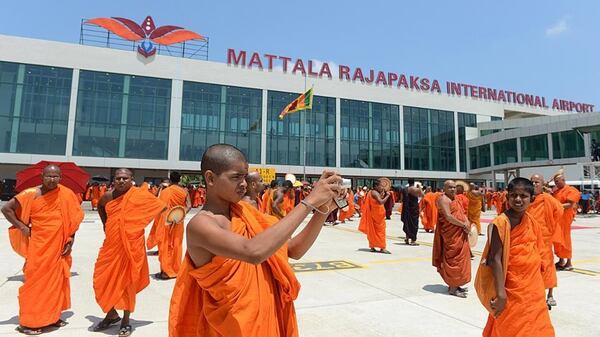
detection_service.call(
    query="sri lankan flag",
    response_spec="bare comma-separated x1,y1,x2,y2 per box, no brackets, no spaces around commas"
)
279,87,313,119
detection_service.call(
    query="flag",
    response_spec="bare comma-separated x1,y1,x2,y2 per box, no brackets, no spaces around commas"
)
279,87,313,119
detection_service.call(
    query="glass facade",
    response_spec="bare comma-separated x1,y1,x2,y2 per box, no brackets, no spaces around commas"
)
520,134,548,162
493,138,517,165
458,112,477,172
267,91,335,166
180,82,262,163
469,144,491,169
0,61,72,155
552,130,585,159
340,99,400,169
404,106,455,171
73,71,171,159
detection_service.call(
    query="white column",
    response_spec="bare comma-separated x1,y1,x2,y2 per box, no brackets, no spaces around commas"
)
65,69,80,158
118,76,130,157
454,111,460,172
168,79,183,162
260,89,268,165
516,137,522,163
335,97,341,168
547,133,553,160
219,86,227,143
9,64,25,152
399,105,405,171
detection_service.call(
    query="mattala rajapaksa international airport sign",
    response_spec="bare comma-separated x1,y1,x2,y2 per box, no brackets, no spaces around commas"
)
226,48,594,113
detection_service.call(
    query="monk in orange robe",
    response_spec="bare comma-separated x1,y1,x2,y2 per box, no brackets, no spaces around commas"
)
91,183,101,210
1,165,84,335
467,184,484,234
242,172,265,210
493,190,508,215
475,177,554,336
260,186,272,213
99,183,107,198
92,168,167,336
154,172,192,280
85,185,93,201
168,144,341,337
192,187,201,208
338,189,356,223
530,174,564,307
432,180,471,298
268,180,294,219
358,180,391,253
552,173,580,271
420,187,439,233
356,187,367,216
485,190,493,210
455,184,469,212
147,179,171,251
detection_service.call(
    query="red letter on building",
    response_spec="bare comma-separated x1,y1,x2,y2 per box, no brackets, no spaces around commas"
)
227,49,246,66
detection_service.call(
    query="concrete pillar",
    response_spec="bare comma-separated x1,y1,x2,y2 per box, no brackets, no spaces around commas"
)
547,133,554,160
399,105,405,171
454,111,460,172
335,97,341,168
260,89,268,165
219,86,227,143
368,102,373,166
168,79,183,162
9,64,25,152
117,76,130,157
65,69,80,158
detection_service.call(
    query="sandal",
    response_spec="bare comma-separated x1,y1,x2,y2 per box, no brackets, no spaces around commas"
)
15,326,42,335
457,287,469,293
370,248,377,253
380,249,392,254
52,319,68,327
448,289,467,298
563,265,574,271
154,272,174,280
546,297,557,306
409,241,419,246
93,316,121,331
555,262,565,271
119,325,133,337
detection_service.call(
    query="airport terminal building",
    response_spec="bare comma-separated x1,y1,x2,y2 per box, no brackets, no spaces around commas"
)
0,20,594,187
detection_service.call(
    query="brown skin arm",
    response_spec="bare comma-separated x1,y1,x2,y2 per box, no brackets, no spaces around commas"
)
272,190,285,218
184,190,192,213
437,196,469,231
1,198,30,236
287,199,337,260
488,225,507,317
371,190,390,204
187,202,315,266
562,199,575,209
97,192,112,232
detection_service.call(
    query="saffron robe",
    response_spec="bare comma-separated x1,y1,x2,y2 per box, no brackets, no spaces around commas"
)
338,191,356,222
93,187,166,313
552,185,580,259
157,185,189,277
13,185,83,328
529,193,563,288
467,191,483,234
358,192,387,249
168,202,300,337
420,192,440,232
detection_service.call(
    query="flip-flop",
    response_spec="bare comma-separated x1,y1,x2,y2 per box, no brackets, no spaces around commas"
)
119,325,133,337
448,290,467,298
547,297,557,306
93,316,121,331
563,266,574,271
15,326,42,335
154,272,174,280
52,319,68,328
457,287,469,293
555,262,565,271
409,241,420,246
370,248,377,253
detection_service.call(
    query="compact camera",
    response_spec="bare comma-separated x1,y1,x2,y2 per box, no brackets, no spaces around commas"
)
334,178,352,209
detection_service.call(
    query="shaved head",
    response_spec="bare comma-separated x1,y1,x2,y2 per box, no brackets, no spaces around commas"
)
41,164,61,190
115,168,133,177
43,164,61,175
443,180,456,198
245,171,264,196
443,180,455,189
246,171,261,184
530,174,545,195
201,144,247,178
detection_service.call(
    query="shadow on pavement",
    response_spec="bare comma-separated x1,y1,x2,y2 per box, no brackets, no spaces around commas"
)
422,284,449,294
85,315,153,334
0,315,19,326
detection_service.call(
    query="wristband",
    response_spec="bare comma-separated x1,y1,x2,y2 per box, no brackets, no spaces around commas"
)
300,200,330,215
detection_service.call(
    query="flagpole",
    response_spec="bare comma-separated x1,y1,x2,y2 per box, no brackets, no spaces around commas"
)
303,73,307,182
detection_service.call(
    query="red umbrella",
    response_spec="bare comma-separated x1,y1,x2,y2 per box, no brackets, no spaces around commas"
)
16,161,90,194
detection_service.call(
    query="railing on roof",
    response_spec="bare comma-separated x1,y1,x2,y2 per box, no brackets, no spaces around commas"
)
79,19,209,60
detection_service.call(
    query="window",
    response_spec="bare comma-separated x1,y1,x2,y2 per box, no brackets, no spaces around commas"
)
520,134,548,162
493,139,517,165
340,99,400,169
404,106,455,171
180,82,262,163
469,145,491,169
73,71,171,159
552,130,585,159
458,112,476,171
0,61,72,155
267,91,335,166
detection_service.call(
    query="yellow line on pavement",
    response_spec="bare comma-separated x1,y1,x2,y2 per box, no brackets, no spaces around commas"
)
369,257,430,265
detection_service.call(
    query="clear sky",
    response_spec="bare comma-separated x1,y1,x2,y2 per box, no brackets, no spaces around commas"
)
1,0,597,107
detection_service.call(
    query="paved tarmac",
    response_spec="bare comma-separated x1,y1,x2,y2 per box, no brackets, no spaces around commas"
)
1,202,599,336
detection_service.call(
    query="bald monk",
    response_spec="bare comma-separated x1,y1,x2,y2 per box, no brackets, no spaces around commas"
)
475,177,554,336
338,188,356,223
485,190,493,210
455,184,469,212
432,180,471,298
155,172,192,280
147,178,172,251
269,180,294,219
552,174,580,271
493,190,508,215
401,184,423,245
420,186,440,233
92,169,167,336
242,171,265,210
359,180,391,253
168,144,341,336
2,165,84,335
260,181,277,213
530,174,564,308
91,183,101,210
467,184,484,235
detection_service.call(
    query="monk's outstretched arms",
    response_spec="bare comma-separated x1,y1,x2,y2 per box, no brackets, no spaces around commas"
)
488,225,506,317
1,198,30,236
287,199,337,260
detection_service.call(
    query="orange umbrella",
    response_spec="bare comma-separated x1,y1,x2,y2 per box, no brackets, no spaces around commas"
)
16,160,90,194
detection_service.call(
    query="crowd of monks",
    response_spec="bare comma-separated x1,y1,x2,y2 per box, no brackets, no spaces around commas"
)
0,148,583,336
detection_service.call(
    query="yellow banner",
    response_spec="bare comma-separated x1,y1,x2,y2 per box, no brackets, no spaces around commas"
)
249,167,276,184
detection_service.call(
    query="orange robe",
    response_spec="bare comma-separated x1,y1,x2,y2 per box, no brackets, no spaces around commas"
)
93,187,166,313
485,192,493,210
420,192,440,231
168,202,300,337
552,185,580,259
338,191,356,222
192,189,201,208
151,186,159,196
260,189,271,213
156,185,189,278
432,198,470,288
198,188,206,205
99,185,107,198
283,193,295,214
455,193,469,213
475,213,554,336
12,185,83,328
467,191,483,234
493,191,508,215
529,193,564,289
91,185,100,209
85,186,92,201
358,192,387,249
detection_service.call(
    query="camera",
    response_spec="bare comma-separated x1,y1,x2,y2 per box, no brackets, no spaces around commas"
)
335,178,352,209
